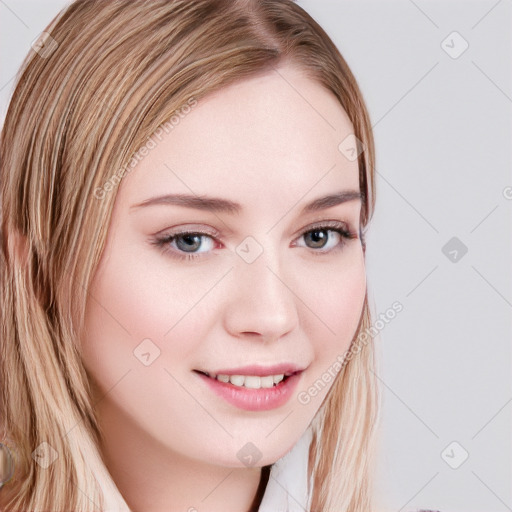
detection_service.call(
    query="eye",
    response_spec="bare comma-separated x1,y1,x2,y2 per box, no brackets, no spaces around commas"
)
151,230,218,261
293,221,358,255
151,220,359,262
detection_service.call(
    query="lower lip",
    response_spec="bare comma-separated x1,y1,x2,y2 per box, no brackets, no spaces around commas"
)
195,371,302,411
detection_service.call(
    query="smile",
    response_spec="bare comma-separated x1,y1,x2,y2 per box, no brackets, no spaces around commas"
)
194,368,304,411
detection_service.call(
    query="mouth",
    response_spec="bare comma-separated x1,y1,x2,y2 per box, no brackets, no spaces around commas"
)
193,362,305,389
193,370,299,389
193,366,305,411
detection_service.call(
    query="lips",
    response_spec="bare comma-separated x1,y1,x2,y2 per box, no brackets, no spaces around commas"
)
194,366,304,411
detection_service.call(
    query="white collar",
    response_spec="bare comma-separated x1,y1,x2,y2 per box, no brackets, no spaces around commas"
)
258,426,313,512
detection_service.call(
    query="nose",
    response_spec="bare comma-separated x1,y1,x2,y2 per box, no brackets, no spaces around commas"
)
222,244,299,342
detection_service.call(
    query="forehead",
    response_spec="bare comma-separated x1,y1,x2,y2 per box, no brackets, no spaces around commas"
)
118,63,360,214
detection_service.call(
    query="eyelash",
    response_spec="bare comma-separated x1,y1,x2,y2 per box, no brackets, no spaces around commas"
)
150,221,359,262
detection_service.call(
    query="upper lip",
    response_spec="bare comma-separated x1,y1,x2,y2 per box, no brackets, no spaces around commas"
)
196,363,305,377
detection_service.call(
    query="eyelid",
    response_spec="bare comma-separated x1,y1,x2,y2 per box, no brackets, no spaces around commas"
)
293,219,352,237
154,219,355,243
154,223,221,237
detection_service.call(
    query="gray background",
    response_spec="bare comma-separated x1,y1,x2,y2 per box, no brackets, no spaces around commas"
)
1,1,511,511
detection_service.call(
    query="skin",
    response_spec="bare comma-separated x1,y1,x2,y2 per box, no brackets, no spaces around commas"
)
81,61,367,512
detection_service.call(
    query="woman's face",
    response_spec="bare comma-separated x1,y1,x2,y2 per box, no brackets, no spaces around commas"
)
82,62,366,469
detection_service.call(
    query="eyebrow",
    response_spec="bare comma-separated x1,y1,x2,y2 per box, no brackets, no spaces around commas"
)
129,190,362,216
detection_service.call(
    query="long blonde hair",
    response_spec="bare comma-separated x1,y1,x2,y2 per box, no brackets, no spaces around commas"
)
0,1,379,510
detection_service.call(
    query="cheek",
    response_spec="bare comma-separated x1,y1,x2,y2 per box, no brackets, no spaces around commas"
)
84,245,216,342
80,246,211,393
301,250,366,344
80,250,221,447
295,251,366,402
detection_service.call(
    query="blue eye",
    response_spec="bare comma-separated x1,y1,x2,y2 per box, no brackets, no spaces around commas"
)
170,233,214,254
151,230,218,261
151,221,358,262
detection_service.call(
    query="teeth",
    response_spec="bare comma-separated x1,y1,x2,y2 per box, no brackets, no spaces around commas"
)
230,375,245,387
209,373,286,389
273,374,284,384
260,376,275,387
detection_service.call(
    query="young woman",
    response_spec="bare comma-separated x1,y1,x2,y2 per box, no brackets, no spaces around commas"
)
0,1,382,510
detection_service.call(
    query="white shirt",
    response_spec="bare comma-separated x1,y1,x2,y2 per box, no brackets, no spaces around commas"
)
258,426,313,512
